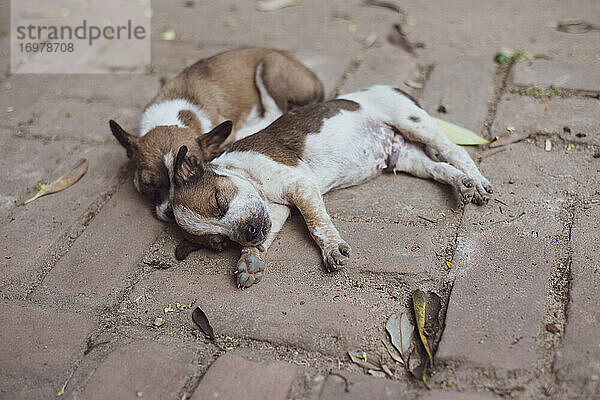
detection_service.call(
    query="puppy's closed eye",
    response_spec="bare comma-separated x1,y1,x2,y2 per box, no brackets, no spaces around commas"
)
215,190,228,218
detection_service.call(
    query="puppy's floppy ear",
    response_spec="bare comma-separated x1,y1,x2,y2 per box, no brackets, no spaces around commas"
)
109,120,138,159
198,120,233,160
174,145,204,187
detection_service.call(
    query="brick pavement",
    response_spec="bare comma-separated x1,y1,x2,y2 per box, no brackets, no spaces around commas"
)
1,1,599,399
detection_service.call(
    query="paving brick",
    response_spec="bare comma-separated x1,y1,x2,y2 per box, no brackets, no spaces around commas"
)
421,58,496,134
340,46,417,93
437,142,591,370
492,94,600,145
267,215,433,274
0,301,95,396
150,1,363,55
1,74,155,142
78,340,191,400
0,143,126,297
511,60,600,92
419,390,501,400
31,180,164,310
319,372,407,399
554,205,600,391
192,353,297,400
269,215,433,274
324,173,459,222
0,135,79,218
128,270,386,356
0,376,55,400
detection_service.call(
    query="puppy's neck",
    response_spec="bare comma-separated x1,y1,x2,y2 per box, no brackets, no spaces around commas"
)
140,98,212,136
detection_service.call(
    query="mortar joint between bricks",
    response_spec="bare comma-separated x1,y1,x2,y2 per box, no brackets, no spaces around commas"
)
331,56,364,98
23,173,127,300
483,63,512,139
535,195,577,396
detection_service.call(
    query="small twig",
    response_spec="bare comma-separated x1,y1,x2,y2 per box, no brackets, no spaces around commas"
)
418,215,436,223
507,211,526,224
329,372,352,392
364,0,404,14
494,198,508,206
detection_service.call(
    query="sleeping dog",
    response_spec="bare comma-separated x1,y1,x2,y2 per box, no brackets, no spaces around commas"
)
171,85,493,288
108,47,323,223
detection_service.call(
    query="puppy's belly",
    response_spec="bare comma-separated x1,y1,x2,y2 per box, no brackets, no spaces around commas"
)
306,120,407,193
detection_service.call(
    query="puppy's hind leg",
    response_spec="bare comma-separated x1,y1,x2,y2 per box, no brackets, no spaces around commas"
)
389,106,493,204
259,51,324,113
394,142,476,204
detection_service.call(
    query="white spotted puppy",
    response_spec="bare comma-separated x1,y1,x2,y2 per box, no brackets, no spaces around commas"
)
171,85,493,288
108,47,323,226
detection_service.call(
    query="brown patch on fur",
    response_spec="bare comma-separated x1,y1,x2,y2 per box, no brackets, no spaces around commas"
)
393,87,422,109
409,115,421,122
231,99,360,166
174,169,238,219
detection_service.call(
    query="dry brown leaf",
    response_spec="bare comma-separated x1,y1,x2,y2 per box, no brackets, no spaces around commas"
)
348,351,382,371
412,290,442,388
24,159,88,205
382,339,404,364
386,311,414,362
192,306,214,340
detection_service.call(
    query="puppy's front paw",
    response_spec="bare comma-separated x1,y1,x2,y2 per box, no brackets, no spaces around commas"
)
472,177,494,205
236,251,265,289
456,175,475,204
323,240,351,272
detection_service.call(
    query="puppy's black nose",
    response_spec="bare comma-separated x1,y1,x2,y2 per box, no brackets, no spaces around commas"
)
245,223,260,241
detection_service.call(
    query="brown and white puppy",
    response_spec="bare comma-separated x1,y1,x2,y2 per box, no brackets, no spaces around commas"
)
109,47,324,222
171,85,494,288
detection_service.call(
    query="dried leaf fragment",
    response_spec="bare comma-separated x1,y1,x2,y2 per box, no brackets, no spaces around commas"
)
411,290,442,388
412,290,442,367
162,29,176,40
386,312,414,362
256,0,301,12
24,159,88,205
153,317,165,327
192,306,215,340
413,290,433,367
388,24,415,53
348,351,382,371
368,369,387,378
382,338,404,364
433,118,490,145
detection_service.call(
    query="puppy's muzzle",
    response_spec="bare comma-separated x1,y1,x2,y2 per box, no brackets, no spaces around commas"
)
154,187,175,222
242,216,272,246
